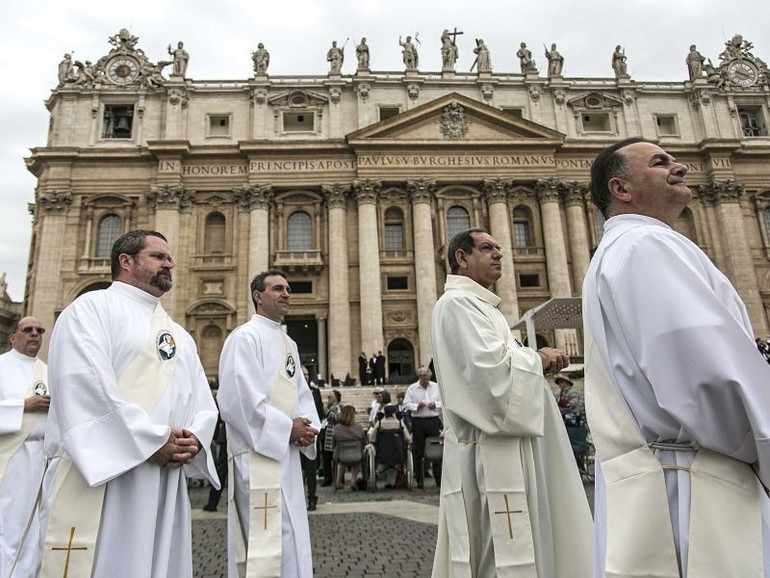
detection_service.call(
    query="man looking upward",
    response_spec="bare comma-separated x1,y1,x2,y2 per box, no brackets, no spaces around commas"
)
218,269,320,578
0,317,49,576
41,230,219,577
431,227,593,577
583,138,770,576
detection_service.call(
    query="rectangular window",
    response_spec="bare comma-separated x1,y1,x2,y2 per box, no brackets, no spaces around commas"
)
291,281,313,294
383,223,404,251
654,114,679,137
738,106,768,137
581,113,611,133
283,112,315,132
513,222,531,247
207,114,231,137
518,273,540,288
387,276,408,291
102,105,134,139
379,106,400,121
502,107,523,118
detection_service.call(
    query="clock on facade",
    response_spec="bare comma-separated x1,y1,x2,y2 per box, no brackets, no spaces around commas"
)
727,60,759,87
107,56,140,85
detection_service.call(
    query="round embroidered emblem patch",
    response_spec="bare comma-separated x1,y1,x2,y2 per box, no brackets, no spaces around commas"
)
156,331,177,361
286,353,296,377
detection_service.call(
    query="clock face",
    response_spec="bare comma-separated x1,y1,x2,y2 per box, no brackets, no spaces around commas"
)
727,60,758,87
107,57,139,85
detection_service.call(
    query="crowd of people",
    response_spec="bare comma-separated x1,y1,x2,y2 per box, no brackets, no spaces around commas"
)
3,137,770,577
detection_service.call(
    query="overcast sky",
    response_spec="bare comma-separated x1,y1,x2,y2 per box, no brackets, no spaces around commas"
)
1,0,768,300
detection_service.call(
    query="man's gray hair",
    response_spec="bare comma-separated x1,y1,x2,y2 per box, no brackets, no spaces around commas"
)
417,367,433,378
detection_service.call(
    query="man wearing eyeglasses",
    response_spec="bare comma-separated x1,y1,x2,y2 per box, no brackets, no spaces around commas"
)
40,229,219,578
0,317,49,576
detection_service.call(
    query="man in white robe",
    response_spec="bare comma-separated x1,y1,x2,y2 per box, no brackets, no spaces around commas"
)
0,317,49,577
41,230,219,578
583,138,770,577
431,228,593,578
218,269,320,578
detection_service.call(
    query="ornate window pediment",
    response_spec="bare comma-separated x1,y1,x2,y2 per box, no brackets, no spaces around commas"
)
567,92,624,111
268,90,329,108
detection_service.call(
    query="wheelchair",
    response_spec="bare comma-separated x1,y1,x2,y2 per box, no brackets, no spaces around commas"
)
364,427,414,491
562,410,595,483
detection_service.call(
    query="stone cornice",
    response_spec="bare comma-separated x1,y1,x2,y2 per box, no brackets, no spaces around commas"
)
535,177,562,203
321,183,351,210
482,178,513,204
406,179,437,204
147,184,195,211
233,184,273,211
699,179,744,204
38,190,73,214
352,179,381,205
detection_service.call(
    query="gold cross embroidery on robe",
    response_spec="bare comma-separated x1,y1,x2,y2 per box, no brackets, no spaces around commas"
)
254,491,279,530
51,526,88,578
494,494,523,539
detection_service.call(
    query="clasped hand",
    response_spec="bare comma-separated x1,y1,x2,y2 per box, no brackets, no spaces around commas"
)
537,347,570,374
148,428,201,468
290,417,318,447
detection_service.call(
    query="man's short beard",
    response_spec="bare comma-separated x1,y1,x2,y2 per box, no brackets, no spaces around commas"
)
151,272,173,292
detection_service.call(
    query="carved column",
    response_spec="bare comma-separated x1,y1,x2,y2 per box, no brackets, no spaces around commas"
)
322,184,352,380
147,185,195,315
561,182,592,289
701,180,768,334
536,178,575,352
407,179,438,366
483,178,520,324
353,179,384,357
30,191,72,352
234,185,273,276
317,315,328,382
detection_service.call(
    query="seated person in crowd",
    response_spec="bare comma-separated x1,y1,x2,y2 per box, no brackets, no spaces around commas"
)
332,405,365,491
369,404,412,488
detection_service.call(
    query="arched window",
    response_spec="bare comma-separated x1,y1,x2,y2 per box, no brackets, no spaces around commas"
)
204,212,226,254
383,207,405,251
512,206,532,247
96,214,121,257
593,210,606,244
446,206,470,241
200,324,223,377
287,211,312,250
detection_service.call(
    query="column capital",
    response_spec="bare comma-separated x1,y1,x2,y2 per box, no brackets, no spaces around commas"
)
535,177,563,203
147,184,196,211
482,178,513,204
699,179,744,204
406,178,437,204
37,190,73,214
233,184,273,211
561,181,589,206
352,179,381,205
321,183,351,210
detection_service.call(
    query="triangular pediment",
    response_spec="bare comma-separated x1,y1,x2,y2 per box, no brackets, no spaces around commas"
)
347,92,564,146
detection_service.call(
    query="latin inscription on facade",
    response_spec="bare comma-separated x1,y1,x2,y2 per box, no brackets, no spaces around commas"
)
358,154,558,168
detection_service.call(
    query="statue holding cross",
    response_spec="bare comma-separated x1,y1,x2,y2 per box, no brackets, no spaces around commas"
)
441,28,463,71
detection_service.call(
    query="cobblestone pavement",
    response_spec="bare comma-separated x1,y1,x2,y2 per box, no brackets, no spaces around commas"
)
190,477,594,577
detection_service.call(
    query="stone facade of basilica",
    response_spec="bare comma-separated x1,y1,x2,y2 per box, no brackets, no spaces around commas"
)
23,29,770,382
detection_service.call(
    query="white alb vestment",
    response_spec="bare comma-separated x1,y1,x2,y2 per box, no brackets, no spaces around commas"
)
218,314,320,578
42,281,219,578
0,349,47,577
583,214,770,577
431,275,593,578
